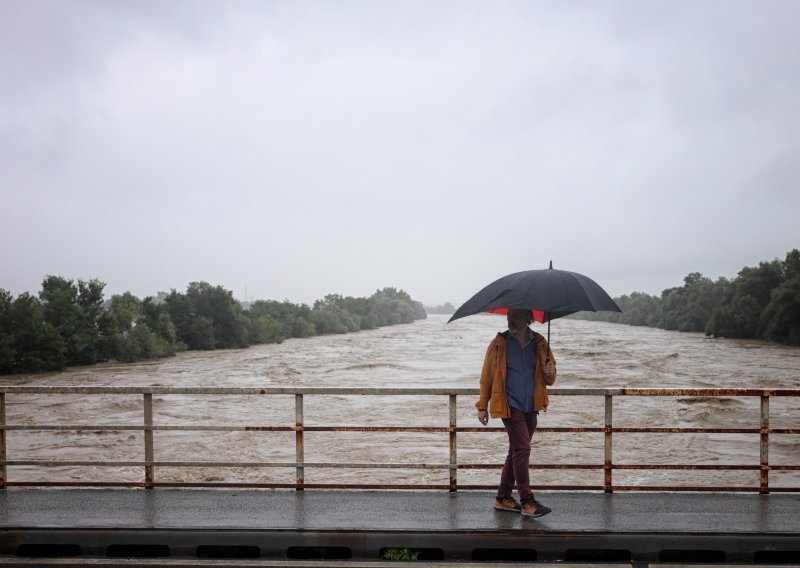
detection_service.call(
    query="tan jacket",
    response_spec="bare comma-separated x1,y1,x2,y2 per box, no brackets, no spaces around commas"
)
475,330,556,418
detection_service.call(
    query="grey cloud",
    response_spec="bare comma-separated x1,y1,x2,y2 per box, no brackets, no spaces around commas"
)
1,1,798,306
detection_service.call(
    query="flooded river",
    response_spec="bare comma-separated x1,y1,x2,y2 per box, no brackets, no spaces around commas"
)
2,314,799,489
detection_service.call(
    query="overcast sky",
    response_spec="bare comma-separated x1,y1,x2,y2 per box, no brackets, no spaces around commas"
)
2,0,798,307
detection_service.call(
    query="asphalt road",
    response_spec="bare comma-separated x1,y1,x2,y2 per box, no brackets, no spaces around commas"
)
1,490,798,534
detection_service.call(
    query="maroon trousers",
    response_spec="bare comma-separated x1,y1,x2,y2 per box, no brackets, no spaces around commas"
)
497,407,538,502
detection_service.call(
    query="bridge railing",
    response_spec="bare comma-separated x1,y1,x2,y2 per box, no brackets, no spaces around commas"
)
1,386,798,493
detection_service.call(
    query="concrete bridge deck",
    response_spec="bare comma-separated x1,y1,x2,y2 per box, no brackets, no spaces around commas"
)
1,490,799,564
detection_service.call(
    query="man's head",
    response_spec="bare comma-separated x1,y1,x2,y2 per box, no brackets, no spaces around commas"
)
507,308,533,334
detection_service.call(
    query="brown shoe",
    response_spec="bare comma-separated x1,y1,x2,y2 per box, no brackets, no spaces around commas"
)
493,496,521,512
521,498,552,518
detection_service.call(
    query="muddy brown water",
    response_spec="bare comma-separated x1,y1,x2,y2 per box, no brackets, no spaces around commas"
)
2,314,799,488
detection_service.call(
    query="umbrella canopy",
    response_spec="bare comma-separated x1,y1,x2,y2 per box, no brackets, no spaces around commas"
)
447,262,622,343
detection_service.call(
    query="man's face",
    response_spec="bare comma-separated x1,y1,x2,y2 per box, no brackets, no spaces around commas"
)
507,309,532,333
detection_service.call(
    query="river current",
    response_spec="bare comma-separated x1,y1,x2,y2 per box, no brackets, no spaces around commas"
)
3,314,799,488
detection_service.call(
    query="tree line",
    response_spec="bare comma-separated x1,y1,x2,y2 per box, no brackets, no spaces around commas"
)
0,278,427,374
424,302,456,314
572,249,800,345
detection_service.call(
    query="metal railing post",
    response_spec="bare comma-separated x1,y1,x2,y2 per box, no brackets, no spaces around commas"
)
760,395,769,494
143,393,154,489
0,393,6,489
449,394,457,492
604,394,613,493
296,394,304,491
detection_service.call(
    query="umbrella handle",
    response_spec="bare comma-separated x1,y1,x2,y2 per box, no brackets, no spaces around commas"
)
545,316,550,364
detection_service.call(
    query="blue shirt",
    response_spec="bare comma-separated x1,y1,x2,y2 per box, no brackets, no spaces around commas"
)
505,329,536,413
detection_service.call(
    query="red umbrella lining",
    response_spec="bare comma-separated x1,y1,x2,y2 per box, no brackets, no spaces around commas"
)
486,308,546,323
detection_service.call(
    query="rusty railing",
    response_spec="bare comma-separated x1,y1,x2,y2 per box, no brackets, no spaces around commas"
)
0,386,798,493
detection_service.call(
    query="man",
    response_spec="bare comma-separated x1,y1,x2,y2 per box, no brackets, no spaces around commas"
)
476,308,556,518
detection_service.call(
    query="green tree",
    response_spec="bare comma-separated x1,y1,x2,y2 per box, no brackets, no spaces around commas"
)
659,273,719,333
246,299,314,340
101,292,142,336
623,292,661,326
248,314,286,344
39,275,105,365
3,275,433,372
659,286,684,330
681,273,720,332
186,316,217,350
290,315,316,338
164,290,216,350
7,293,65,372
78,278,105,343
185,281,249,348
707,259,784,339
141,297,178,355
368,287,426,327
570,249,799,346
164,282,250,349
246,300,288,343
311,294,360,334
761,249,800,345
0,289,15,373
785,248,800,280
736,259,784,310
99,292,177,362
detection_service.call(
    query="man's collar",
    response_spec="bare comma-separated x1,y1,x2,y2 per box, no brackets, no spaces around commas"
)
505,327,535,345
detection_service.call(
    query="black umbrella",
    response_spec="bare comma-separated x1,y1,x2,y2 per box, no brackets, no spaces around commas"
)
448,261,622,351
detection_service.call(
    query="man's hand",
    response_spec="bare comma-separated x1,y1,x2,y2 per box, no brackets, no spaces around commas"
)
543,361,555,380
478,410,489,425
